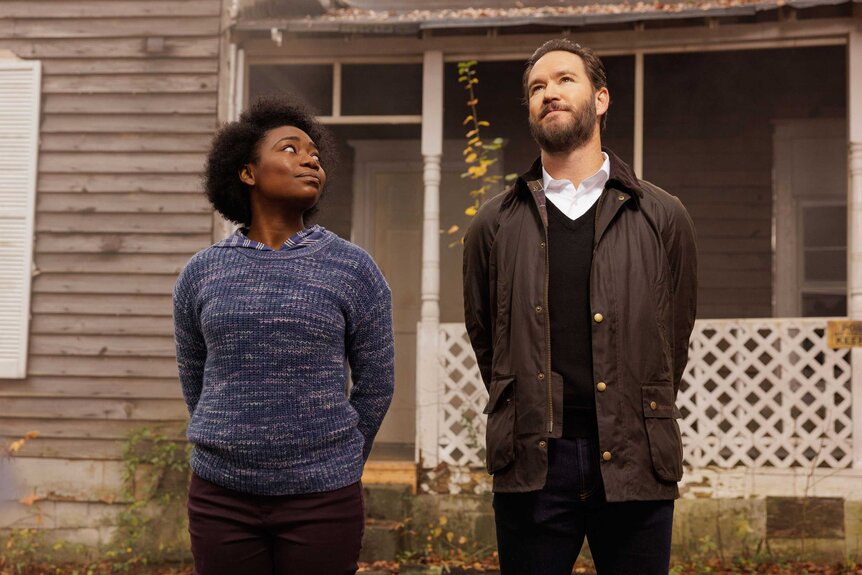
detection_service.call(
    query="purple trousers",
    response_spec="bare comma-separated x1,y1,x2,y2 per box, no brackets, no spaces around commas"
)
187,474,364,575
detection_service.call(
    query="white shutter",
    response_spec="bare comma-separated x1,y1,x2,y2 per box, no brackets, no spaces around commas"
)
0,60,41,379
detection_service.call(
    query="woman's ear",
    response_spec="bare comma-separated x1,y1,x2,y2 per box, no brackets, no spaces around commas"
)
239,165,255,187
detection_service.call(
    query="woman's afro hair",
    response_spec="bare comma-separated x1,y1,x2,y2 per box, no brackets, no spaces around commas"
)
203,96,336,228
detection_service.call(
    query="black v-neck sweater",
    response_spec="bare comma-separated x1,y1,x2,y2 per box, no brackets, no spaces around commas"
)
547,198,600,439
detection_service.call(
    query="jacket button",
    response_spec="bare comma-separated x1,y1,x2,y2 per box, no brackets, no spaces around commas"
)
505,397,512,406
618,194,626,201
602,451,612,462
538,440,547,448
535,305,543,313
596,382,607,392
537,372,545,380
650,401,658,410
593,313,604,323
540,241,546,248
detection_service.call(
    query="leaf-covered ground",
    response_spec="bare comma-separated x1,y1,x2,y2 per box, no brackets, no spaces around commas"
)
4,560,862,575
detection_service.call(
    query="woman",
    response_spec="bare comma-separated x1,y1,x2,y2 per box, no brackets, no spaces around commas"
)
173,97,394,575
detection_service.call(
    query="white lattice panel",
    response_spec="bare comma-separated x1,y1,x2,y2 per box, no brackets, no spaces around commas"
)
438,324,488,466
436,319,853,470
681,318,852,469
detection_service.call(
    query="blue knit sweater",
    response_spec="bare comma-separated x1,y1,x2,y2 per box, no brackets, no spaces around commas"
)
173,227,394,495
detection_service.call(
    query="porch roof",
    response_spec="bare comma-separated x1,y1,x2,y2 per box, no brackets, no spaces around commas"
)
236,0,856,34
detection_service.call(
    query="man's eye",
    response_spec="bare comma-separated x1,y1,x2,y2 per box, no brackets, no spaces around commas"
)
531,85,544,95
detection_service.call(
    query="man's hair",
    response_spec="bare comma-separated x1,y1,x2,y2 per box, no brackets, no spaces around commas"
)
522,39,609,130
203,96,335,228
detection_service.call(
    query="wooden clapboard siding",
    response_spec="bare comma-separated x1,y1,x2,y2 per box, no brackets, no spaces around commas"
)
0,0,224,525
0,1,221,19
0,376,181,399
38,173,203,192
31,316,174,335
41,132,214,149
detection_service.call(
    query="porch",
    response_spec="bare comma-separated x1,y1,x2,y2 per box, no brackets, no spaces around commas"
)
419,317,862,498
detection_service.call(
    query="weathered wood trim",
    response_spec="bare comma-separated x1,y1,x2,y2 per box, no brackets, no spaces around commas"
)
0,1,220,19
41,58,219,75
1,37,220,59
0,419,186,441
4,17,221,39
36,253,189,274
39,154,207,174
43,94,217,116
0,398,186,420
32,272,186,295
237,18,853,59
35,213,212,233
31,315,174,336
36,193,209,216
42,74,218,94
41,114,217,134
35,234,210,254
28,356,179,378
38,173,204,193
31,294,173,316
0,376,181,398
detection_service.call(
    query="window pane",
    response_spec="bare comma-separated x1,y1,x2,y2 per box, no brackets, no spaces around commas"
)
801,293,846,317
803,249,846,282
342,64,422,116
248,65,333,115
803,205,846,248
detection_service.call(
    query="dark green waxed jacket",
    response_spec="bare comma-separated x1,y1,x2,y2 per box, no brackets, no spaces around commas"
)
462,149,698,501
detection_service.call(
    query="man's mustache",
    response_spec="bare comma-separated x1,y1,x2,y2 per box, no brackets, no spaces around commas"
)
540,102,572,119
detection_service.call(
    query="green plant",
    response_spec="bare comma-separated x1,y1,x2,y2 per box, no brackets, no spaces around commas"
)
0,528,44,574
105,427,192,570
399,514,496,571
445,60,517,247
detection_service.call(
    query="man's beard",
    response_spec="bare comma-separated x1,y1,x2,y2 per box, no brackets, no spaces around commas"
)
529,95,597,154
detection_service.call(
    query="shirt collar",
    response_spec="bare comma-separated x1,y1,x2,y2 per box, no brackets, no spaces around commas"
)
541,152,610,194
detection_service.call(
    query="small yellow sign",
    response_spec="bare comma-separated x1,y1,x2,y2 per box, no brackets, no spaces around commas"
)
827,320,862,349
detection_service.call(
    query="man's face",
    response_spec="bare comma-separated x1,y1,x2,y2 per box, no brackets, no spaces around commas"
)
526,50,606,154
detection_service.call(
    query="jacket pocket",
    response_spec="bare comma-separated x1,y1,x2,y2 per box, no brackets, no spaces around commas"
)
483,375,516,474
642,385,684,482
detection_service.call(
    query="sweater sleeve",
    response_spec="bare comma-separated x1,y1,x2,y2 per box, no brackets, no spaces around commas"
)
173,264,207,416
346,281,395,461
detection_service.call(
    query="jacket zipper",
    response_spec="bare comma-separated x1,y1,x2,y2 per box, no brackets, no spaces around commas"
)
543,224,553,434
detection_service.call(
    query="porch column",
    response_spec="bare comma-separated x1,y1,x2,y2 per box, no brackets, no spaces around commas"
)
416,50,444,467
849,29,862,469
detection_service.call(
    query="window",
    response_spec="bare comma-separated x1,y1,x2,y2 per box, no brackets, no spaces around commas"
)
0,59,41,378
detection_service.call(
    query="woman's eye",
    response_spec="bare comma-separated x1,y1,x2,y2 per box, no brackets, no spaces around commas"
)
311,154,321,162
283,145,296,153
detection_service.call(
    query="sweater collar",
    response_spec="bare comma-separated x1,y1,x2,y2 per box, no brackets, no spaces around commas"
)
214,225,329,251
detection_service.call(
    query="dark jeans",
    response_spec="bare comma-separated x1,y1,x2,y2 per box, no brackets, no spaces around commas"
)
187,474,364,575
493,437,674,575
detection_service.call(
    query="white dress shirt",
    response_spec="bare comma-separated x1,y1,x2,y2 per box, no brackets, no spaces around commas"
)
542,152,610,221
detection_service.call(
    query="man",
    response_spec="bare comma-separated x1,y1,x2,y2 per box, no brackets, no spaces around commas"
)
462,39,697,575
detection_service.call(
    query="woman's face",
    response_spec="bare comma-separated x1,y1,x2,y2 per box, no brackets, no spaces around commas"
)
241,125,326,213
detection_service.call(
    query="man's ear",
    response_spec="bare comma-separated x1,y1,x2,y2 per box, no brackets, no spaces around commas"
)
239,165,255,187
595,87,610,117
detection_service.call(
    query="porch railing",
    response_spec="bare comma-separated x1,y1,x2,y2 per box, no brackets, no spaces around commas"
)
436,318,853,470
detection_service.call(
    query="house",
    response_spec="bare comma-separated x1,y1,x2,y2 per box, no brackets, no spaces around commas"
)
1,0,861,553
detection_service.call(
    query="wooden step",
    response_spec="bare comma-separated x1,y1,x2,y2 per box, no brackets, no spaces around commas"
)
362,460,416,493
